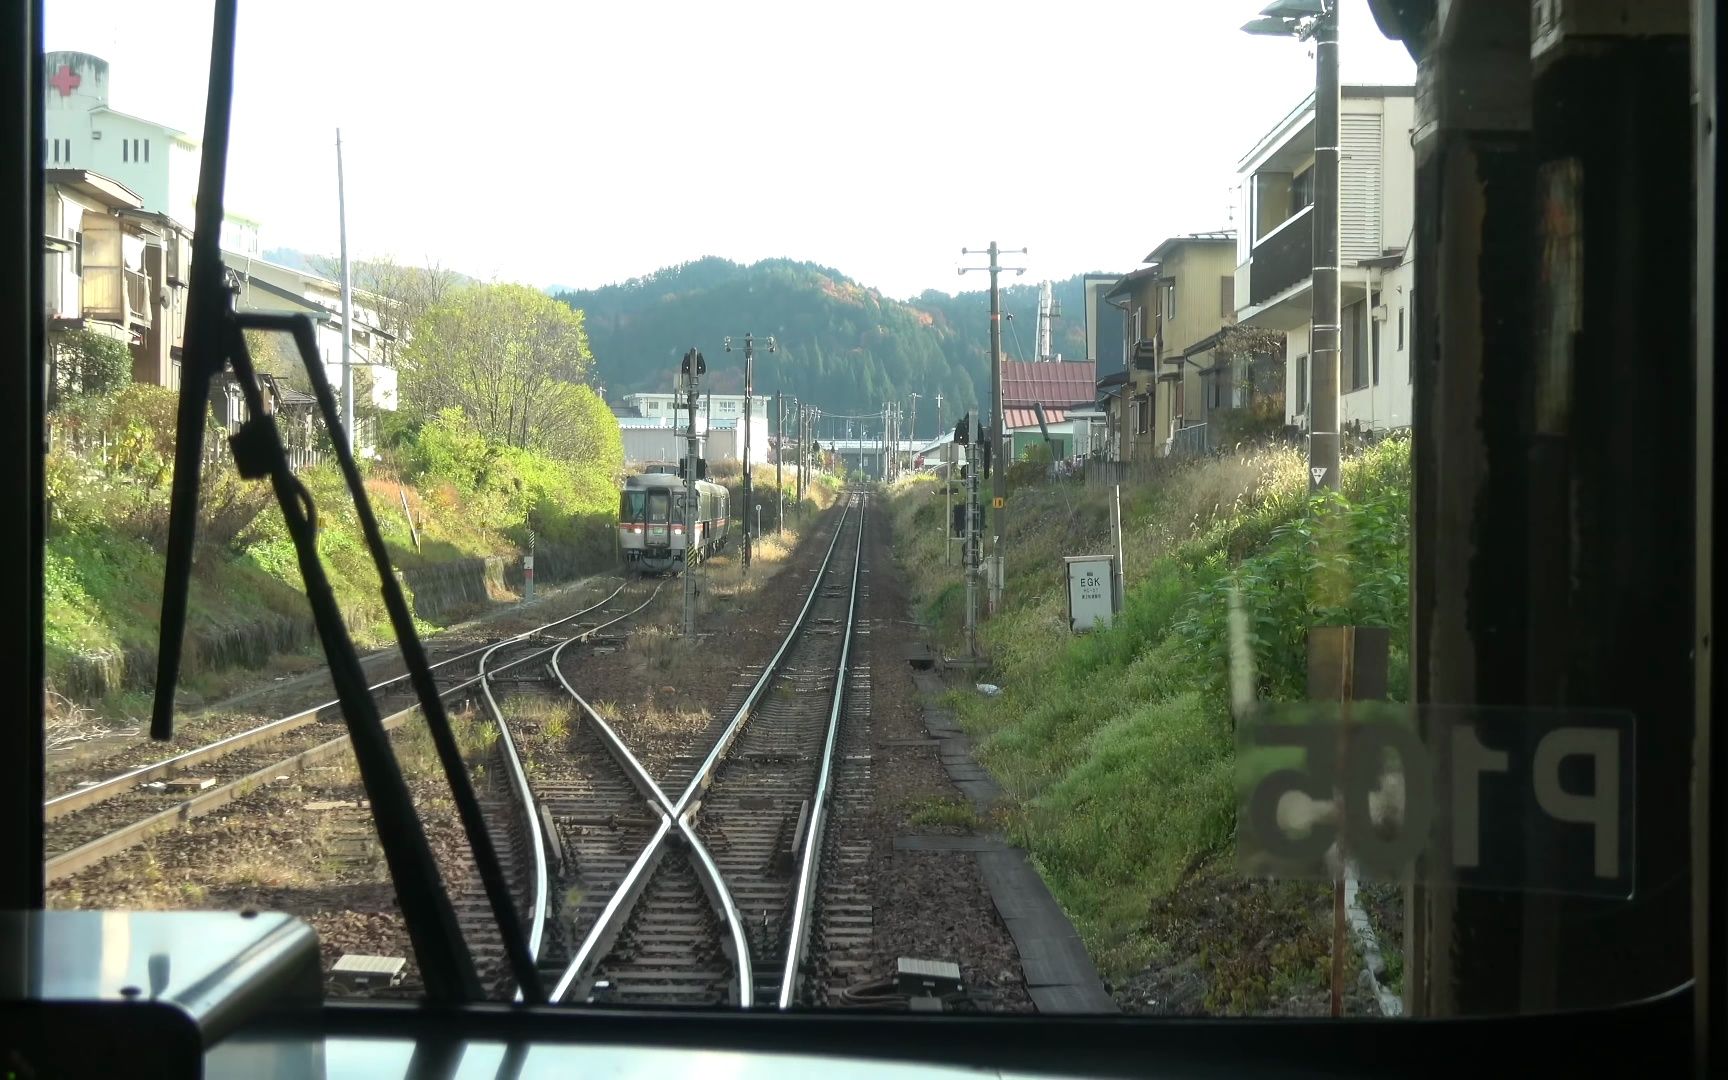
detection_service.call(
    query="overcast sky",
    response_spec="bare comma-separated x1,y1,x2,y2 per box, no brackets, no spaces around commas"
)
46,1,1415,299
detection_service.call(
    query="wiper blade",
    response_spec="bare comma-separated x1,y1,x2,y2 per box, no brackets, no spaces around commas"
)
148,0,544,1004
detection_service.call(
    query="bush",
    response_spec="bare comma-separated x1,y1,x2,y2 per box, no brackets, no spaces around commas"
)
48,327,133,408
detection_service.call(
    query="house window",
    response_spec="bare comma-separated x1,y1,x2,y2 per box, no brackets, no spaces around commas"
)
143,139,149,163
1398,306,1405,351
1220,275,1234,317
1296,354,1309,414
1291,166,1315,213
1165,282,1177,322
1344,300,1370,391
72,230,82,275
1371,289,1381,386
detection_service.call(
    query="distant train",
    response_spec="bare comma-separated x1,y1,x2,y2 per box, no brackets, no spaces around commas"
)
618,468,730,574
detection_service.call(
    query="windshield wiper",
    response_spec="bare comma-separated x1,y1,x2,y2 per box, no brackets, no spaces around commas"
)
150,0,543,1004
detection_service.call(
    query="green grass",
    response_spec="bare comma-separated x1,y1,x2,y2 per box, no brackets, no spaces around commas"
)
885,437,1413,981
45,387,627,710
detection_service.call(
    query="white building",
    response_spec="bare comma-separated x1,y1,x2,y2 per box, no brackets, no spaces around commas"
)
1233,85,1416,435
43,51,258,253
620,391,774,468
623,391,775,426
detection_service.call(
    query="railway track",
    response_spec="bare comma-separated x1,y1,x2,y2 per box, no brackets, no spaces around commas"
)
44,579,661,885
507,494,870,1009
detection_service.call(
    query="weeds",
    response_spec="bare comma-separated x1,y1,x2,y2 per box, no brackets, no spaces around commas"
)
904,796,984,831
885,439,1413,984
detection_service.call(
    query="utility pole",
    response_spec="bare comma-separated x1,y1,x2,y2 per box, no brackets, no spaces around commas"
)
335,128,355,455
908,392,921,447
725,334,775,572
1310,2,1341,493
1242,1,1339,493
774,391,784,536
965,412,981,657
679,348,704,640
960,242,1027,614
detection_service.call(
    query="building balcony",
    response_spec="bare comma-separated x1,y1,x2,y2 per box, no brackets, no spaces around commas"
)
1242,204,1313,309
1131,338,1160,372
81,266,152,331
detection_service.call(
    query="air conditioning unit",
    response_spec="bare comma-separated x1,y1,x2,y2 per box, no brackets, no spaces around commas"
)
1532,0,1688,63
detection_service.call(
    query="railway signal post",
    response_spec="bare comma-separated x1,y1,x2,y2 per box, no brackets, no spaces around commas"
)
679,348,704,640
774,392,784,536
725,334,775,573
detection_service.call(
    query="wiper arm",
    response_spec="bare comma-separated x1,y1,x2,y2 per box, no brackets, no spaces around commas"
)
149,0,545,1004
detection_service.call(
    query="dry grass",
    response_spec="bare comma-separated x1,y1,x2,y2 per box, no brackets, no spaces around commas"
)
1142,446,1307,557
321,700,498,788
699,527,802,609
620,624,700,678
44,689,135,752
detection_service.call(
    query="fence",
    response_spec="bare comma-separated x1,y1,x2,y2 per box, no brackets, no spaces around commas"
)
1167,423,1211,459
49,415,328,474
1083,457,1176,490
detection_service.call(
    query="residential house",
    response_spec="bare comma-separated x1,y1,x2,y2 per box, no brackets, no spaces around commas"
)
1083,273,1130,461
1092,370,1129,461
42,169,158,399
999,359,1097,461
1100,266,1161,462
128,210,192,389
1139,231,1239,456
227,253,400,422
1233,85,1416,435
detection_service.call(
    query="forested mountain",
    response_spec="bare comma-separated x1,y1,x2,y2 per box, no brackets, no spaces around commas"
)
554,258,1097,426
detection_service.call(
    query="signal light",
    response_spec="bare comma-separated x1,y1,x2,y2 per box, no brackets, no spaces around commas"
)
954,413,969,445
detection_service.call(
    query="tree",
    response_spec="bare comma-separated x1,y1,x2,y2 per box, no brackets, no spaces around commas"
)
400,282,599,457
309,253,460,366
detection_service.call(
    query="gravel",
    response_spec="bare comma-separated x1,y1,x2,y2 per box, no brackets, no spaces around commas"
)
50,502,1033,1012
856,503,1033,1013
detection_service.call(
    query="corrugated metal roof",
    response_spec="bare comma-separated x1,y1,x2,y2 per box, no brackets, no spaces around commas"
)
1001,360,1097,408
1004,407,1067,430
1144,230,1237,264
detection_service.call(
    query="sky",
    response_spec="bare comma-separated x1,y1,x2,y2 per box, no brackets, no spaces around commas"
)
45,0,1415,300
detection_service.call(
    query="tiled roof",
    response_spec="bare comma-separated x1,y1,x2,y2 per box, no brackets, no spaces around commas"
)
1001,360,1098,408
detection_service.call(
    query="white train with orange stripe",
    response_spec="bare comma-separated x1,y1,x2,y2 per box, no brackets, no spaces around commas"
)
618,467,730,574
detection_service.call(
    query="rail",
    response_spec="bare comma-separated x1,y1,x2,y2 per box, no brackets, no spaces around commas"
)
474,581,666,999
547,498,861,1006
47,578,632,820
777,497,865,1007
45,580,662,890
477,639,551,983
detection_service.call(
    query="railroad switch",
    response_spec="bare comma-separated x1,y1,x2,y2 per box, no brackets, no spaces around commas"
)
895,957,963,998
331,954,406,991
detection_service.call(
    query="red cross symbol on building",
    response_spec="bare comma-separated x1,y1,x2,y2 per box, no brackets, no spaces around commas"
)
50,64,81,97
